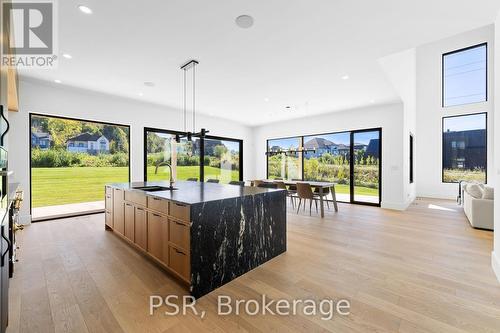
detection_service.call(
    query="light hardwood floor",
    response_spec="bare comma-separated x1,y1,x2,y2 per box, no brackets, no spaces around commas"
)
7,198,500,333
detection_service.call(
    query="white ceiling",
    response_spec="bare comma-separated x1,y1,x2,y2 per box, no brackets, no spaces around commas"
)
19,0,500,126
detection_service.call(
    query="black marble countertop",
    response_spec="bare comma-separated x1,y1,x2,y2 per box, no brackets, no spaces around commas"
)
108,181,284,205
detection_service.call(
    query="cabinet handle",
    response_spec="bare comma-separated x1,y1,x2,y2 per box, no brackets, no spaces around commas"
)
153,197,161,201
174,248,185,255
174,203,185,207
137,208,144,211
175,221,185,226
126,203,132,207
153,213,161,217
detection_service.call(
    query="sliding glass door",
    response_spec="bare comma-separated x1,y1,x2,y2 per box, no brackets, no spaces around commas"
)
266,128,382,206
144,128,243,183
30,114,130,221
203,137,242,183
352,129,381,204
303,132,351,202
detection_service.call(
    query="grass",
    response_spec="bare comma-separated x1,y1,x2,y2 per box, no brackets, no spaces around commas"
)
443,169,485,183
146,165,239,183
32,166,240,208
32,167,129,207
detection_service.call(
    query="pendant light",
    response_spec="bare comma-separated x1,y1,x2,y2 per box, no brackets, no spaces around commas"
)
175,60,209,142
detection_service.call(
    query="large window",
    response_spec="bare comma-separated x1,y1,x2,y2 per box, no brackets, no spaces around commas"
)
145,128,243,184
267,128,381,206
267,137,302,180
442,113,487,183
443,43,487,107
30,114,130,221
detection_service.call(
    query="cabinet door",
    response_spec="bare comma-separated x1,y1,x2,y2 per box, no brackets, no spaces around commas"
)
113,189,125,235
169,246,190,282
134,207,147,250
147,212,168,264
124,203,135,242
105,210,113,228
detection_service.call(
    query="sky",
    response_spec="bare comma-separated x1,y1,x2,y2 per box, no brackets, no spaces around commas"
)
268,130,380,149
443,113,486,132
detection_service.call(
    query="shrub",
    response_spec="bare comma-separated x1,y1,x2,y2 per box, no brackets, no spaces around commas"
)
31,148,129,168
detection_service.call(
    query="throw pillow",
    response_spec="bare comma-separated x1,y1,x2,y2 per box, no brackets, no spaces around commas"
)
467,184,483,199
482,186,494,200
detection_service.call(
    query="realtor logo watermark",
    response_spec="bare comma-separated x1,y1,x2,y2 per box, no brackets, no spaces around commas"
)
1,0,58,68
150,295,351,321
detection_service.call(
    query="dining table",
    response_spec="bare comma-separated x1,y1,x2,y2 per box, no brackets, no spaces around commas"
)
260,179,338,218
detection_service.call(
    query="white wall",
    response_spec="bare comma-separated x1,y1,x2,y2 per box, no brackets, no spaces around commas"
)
253,103,407,210
10,78,255,223
379,49,417,205
492,13,500,283
416,25,495,199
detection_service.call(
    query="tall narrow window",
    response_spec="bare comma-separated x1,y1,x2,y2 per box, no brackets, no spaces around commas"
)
442,113,487,183
443,43,487,107
409,134,414,184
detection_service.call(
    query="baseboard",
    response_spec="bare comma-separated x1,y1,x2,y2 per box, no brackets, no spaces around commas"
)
381,201,409,211
492,251,500,283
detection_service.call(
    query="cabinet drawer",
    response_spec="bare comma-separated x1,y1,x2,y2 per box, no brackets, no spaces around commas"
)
113,188,124,201
169,246,190,281
147,196,169,215
169,220,189,251
105,210,113,228
125,190,147,206
105,194,113,212
105,186,113,196
170,202,190,222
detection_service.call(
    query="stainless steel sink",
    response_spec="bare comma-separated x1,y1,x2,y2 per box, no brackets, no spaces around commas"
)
132,186,177,191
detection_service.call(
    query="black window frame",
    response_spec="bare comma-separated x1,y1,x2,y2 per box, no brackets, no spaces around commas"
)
441,112,487,184
442,42,488,108
266,127,382,207
29,113,131,222
143,127,243,182
409,133,414,184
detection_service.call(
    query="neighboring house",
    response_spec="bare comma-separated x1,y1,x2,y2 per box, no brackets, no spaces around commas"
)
365,139,380,159
31,132,52,149
443,129,486,170
66,133,110,154
303,138,350,157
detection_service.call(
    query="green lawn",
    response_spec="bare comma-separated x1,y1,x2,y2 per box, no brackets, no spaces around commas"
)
32,167,129,207
334,184,379,197
32,166,240,208
146,165,239,183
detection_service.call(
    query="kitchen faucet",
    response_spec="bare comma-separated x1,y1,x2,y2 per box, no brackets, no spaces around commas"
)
155,161,175,188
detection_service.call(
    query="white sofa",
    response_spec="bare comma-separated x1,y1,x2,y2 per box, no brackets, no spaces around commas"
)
462,183,493,230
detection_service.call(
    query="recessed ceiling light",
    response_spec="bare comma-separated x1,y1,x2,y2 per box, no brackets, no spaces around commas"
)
62,53,72,59
370,99,375,103
78,5,92,14
144,81,155,87
341,75,350,80
235,15,254,29
54,79,62,84
264,98,269,102
138,92,144,97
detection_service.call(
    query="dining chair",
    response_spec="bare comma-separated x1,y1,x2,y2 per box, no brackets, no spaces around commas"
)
275,181,296,207
253,180,264,187
187,178,198,181
206,179,220,183
229,180,245,186
296,183,319,215
258,183,278,189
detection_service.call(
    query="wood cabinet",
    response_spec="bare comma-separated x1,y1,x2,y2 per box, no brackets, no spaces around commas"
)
134,207,147,250
113,189,125,235
147,212,169,264
169,220,189,251
169,246,190,281
124,203,135,242
106,186,191,285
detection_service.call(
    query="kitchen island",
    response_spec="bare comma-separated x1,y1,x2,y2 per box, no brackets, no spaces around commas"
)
105,181,287,298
